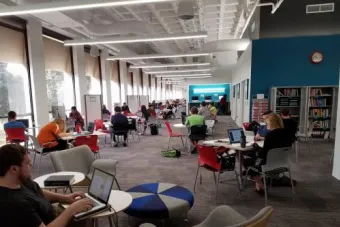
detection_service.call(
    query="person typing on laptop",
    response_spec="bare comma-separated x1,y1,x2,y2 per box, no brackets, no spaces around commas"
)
0,144,94,227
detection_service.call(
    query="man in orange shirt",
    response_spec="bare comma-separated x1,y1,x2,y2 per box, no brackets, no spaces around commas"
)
37,118,72,152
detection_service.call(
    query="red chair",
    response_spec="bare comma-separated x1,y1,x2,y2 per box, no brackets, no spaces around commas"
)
94,119,110,144
5,128,27,144
74,135,100,159
164,121,185,149
193,145,240,202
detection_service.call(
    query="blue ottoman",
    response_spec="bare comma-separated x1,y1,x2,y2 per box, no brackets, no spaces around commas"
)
124,183,194,219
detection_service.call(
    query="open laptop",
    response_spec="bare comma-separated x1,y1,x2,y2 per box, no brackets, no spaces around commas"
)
227,128,244,144
66,168,115,220
16,119,29,128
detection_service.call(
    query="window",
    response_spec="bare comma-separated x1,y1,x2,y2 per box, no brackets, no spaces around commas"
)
85,53,101,95
43,37,75,113
110,61,120,105
0,25,32,145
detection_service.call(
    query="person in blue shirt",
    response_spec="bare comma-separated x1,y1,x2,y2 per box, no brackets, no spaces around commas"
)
3,111,26,130
254,110,273,141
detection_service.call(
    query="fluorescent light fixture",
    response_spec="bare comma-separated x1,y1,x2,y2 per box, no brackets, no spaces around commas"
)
107,52,211,61
42,34,64,44
156,73,212,78
183,76,212,79
131,63,210,69
146,68,212,74
193,88,225,93
64,32,207,46
0,0,174,17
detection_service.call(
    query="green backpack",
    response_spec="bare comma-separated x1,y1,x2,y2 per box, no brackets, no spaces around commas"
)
161,149,181,158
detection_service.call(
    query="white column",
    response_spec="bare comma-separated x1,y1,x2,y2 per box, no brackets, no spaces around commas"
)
100,50,112,111
119,61,128,104
157,77,161,101
137,70,143,95
142,72,149,96
72,46,86,113
132,68,139,95
151,75,156,101
332,84,340,179
26,18,49,127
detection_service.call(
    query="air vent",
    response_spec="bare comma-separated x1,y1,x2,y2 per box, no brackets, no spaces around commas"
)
306,3,335,14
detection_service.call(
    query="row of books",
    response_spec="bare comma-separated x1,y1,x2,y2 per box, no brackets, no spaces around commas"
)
278,97,299,106
309,98,328,107
310,88,331,96
277,88,299,97
313,120,330,129
310,109,330,118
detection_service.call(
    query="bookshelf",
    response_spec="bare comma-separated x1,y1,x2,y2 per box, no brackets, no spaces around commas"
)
252,98,268,123
308,87,337,139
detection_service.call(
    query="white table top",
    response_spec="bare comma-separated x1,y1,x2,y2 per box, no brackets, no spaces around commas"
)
61,131,108,140
127,116,140,119
173,123,187,129
203,136,264,151
62,190,133,219
34,171,85,189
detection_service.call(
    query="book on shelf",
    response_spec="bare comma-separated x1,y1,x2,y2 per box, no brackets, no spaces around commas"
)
277,88,299,97
312,120,330,129
310,109,330,118
310,88,331,96
309,98,328,107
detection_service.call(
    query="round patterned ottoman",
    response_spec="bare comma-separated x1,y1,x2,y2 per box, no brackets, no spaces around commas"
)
124,183,194,219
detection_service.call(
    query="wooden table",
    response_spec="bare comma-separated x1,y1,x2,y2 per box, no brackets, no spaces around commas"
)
34,171,85,192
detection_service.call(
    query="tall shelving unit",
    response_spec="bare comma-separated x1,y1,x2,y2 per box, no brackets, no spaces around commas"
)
252,98,268,123
270,86,338,138
308,86,338,139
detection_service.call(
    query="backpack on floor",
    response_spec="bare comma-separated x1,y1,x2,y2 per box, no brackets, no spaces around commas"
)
150,124,159,135
161,149,181,158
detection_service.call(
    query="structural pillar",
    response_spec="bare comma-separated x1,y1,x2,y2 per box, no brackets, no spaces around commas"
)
26,18,49,127
119,61,128,104
100,50,112,111
72,46,87,113
332,80,340,179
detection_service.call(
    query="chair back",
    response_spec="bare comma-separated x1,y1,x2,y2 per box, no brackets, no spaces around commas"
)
74,135,99,153
205,120,215,129
190,125,207,141
230,206,273,227
164,121,173,135
94,119,105,131
128,118,137,130
27,135,43,151
5,128,27,142
50,145,94,174
262,147,292,172
196,145,221,171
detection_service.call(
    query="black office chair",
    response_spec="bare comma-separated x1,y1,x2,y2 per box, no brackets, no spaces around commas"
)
189,125,207,142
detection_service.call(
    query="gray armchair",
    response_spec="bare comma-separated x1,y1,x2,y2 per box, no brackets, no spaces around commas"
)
194,205,273,227
50,145,120,189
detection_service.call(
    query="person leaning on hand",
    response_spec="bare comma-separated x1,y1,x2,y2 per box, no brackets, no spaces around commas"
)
0,144,94,227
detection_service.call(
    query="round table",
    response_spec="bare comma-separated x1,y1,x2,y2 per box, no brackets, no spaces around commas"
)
173,123,187,129
34,171,85,190
124,183,194,220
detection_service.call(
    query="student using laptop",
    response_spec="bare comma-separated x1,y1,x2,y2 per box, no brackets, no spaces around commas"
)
3,111,27,131
0,144,94,227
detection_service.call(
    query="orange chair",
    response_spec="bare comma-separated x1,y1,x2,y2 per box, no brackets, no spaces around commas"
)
193,145,240,202
74,135,100,159
164,121,185,149
5,128,27,144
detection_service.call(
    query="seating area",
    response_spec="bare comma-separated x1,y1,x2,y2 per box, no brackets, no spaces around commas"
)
29,116,340,227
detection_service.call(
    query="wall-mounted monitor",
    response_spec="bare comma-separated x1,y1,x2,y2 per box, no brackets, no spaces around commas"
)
205,96,212,100
192,96,199,101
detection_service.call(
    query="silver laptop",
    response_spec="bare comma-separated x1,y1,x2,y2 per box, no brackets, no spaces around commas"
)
227,128,244,144
73,168,114,220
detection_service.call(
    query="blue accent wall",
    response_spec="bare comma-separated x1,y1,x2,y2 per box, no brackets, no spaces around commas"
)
250,34,340,119
188,84,230,102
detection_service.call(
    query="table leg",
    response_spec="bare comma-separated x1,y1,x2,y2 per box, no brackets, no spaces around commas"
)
238,150,243,189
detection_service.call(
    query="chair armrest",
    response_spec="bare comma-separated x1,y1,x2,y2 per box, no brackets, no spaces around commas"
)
89,159,118,179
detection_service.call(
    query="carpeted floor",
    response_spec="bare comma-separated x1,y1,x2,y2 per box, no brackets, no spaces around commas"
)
31,116,340,227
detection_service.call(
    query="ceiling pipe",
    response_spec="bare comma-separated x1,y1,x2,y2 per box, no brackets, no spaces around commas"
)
239,0,284,38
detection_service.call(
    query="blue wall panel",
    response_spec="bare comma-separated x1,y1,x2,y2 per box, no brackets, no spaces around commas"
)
188,83,230,102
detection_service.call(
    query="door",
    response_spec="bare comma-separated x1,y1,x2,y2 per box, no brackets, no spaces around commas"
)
231,85,237,120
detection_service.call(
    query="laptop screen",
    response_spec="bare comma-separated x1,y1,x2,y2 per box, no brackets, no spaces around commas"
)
228,129,243,143
16,119,29,128
89,169,114,203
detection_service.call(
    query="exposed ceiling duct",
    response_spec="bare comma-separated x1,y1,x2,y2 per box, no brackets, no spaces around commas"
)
177,0,195,20
202,38,250,52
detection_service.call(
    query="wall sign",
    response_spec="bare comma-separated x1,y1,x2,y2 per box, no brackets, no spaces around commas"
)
310,52,323,64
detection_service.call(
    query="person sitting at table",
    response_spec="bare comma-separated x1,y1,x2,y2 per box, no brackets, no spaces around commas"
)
243,113,293,194
0,144,94,227
254,110,273,141
37,118,71,152
148,104,156,117
102,104,111,116
198,101,212,120
69,106,84,129
280,107,298,141
141,105,151,135
163,101,174,119
111,106,129,147
122,102,131,115
208,103,218,120
186,106,205,154
4,111,27,131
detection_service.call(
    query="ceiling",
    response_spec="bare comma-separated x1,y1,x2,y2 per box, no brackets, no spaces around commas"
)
8,0,254,60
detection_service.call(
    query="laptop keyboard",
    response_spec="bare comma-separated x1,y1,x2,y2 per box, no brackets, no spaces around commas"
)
74,195,104,218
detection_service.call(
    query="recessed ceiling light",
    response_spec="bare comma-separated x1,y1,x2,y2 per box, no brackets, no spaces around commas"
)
0,0,175,16
107,52,211,61
131,63,211,69
64,32,207,46
146,68,212,74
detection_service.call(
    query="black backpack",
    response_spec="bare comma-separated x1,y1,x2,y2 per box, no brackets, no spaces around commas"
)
150,124,159,135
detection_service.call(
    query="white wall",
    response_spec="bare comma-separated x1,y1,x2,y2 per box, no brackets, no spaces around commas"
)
231,42,252,125
332,76,340,179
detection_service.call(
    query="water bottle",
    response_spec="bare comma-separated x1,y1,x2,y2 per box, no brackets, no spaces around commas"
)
240,130,246,148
